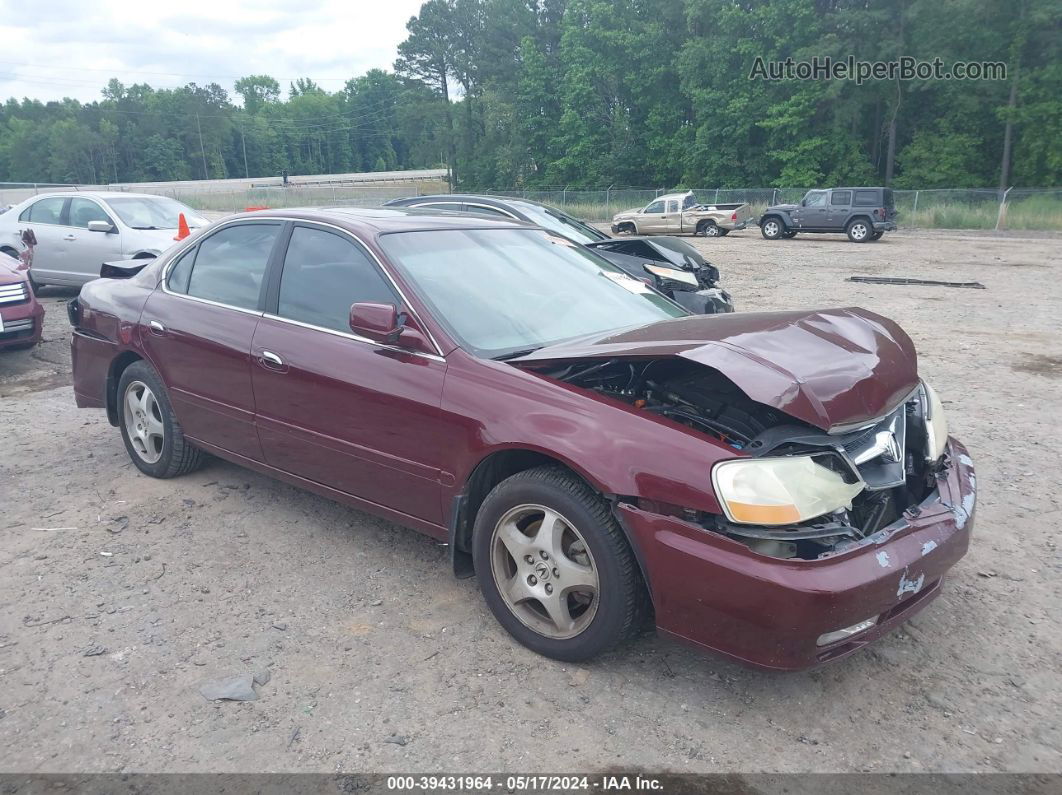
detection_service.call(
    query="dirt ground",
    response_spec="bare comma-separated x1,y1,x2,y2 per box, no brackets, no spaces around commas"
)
0,228,1059,775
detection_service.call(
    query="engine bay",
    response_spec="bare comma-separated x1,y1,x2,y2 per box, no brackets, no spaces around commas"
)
531,357,941,561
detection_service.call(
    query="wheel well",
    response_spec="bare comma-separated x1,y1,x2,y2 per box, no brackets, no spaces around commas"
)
696,218,716,231
132,251,158,259
449,450,594,573
106,351,144,426
847,215,872,227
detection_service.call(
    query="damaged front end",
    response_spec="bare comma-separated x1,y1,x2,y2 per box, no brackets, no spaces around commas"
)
512,308,956,562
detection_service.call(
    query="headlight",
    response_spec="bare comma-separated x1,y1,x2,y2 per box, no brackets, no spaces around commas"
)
711,456,864,526
921,380,949,462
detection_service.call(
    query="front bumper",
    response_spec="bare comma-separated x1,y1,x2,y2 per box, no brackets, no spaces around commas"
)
0,295,44,350
617,438,975,670
670,287,734,315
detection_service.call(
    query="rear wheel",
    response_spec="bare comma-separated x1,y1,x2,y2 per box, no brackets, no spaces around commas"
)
698,220,721,237
118,361,206,478
760,217,784,240
472,466,648,662
846,218,871,242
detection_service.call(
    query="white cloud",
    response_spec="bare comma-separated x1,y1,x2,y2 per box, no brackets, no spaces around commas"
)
0,0,425,103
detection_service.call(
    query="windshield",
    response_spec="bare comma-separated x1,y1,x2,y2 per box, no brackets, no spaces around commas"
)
511,202,608,244
379,228,687,359
104,196,207,230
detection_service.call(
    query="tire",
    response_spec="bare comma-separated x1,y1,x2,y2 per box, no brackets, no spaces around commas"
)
117,360,206,478
760,216,784,240
783,230,798,238
717,229,729,236
616,223,636,236
698,221,721,237
472,465,648,662
870,230,883,241
846,218,872,243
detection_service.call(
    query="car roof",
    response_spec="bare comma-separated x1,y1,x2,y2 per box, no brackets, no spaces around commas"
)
384,193,550,218
655,191,694,202
29,191,175,201
235,206,533,235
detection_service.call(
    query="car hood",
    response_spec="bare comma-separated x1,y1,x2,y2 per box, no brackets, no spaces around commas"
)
612,208,641,219
766,204,799,213
511,308,919,431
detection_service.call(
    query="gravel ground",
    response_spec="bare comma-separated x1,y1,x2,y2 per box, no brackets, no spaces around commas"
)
0,228,1059,775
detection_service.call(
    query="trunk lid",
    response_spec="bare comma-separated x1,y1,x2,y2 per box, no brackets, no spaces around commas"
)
512,308,918,432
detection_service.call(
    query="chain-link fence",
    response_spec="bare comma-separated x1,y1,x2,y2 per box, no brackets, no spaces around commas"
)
2,180,1059,230
480,187,1062,231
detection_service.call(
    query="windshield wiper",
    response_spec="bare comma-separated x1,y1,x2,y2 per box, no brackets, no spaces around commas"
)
492,346,543,361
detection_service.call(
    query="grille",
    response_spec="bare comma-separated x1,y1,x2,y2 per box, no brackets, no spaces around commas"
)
0,282,29,305
0,316,34,336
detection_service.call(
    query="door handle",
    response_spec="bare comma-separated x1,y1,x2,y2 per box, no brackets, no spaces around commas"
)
260,350,284,368
63,235,76,241
148,320,165,334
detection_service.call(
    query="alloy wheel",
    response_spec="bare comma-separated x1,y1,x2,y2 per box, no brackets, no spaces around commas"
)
703,224,720,237
123,380,165,464
489,503,599,640
763,220,780,238
850,222,868,240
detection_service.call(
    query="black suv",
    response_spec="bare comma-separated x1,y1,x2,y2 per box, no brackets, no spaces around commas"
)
758,187,897,242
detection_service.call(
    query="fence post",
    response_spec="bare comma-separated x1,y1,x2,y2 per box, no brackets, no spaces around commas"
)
714,188,719,204
771,188,778,205
562,186,568,206
995,186,1013,231
912,190,920,217
606,184,612,211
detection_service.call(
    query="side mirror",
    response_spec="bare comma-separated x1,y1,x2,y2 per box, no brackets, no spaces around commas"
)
799,199,807,207
87,220,115,233
349,302,433,354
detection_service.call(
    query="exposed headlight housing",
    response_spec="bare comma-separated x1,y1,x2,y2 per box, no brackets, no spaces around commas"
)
920,380,949,462
711,455,865,526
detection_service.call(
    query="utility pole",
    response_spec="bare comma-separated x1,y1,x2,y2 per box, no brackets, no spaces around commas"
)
241,127,250,179
195,114,209,179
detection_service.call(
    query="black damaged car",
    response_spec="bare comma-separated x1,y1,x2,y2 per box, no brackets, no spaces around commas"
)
384,194,734,314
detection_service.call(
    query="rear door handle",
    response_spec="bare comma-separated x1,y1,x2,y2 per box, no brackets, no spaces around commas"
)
63,235,76,241
260,350,284,368
148,320,165,334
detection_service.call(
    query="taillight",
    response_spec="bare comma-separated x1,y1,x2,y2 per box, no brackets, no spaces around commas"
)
731,212,737,221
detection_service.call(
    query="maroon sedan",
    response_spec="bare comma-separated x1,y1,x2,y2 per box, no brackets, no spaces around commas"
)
69,208,975,670
0,251,44,350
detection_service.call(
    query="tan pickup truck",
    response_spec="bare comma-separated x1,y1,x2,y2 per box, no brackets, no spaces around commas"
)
611,191,753,237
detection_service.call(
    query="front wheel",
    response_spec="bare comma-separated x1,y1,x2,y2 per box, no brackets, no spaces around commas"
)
472,466,648,662
846,218,871,242
118,361,206,478
760,217,784,240
783,230,798,239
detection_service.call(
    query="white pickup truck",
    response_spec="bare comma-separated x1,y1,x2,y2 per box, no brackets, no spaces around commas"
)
611,191,753,237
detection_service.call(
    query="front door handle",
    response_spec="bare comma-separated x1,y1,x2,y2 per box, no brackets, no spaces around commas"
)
63,234,76,241
148,320,165,334
260,350,284,368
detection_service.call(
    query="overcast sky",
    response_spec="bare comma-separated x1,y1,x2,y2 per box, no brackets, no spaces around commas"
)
0,0,426,104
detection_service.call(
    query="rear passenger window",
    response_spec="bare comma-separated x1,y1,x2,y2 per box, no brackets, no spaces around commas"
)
277,226,397,333
830,191,852,205
166,248,196,294
853,190,879,206
184,223,279,310
21,197,67,225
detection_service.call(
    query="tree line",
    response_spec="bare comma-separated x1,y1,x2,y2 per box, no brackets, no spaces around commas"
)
0,0,1058,190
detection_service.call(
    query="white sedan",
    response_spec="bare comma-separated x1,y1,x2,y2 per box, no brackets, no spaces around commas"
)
0,192,208,289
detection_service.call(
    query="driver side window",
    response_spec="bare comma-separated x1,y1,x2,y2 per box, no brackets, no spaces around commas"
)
69,198,113,229
644,200,664,214
804,192,827,208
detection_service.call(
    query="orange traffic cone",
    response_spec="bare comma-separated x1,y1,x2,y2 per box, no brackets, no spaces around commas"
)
173,213,191,241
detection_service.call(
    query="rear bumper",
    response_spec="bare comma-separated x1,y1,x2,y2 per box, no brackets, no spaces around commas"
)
874,221,898,232
617,439,975,671
725,219,750,231
71,329,114,410
0,296,44,349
